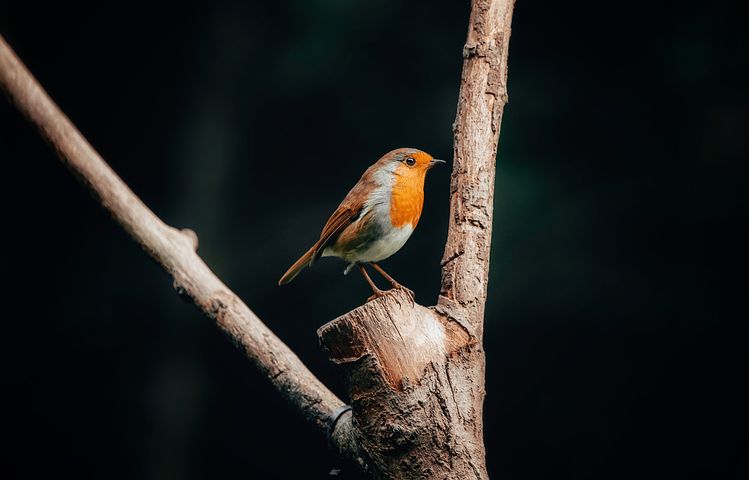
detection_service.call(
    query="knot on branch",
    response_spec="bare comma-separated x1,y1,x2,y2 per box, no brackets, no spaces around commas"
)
180,228,199,251
462,33,500,60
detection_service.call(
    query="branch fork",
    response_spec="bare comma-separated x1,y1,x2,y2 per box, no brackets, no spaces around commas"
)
1,0,513,476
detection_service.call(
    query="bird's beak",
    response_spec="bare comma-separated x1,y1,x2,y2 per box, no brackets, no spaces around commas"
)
428,159,446,169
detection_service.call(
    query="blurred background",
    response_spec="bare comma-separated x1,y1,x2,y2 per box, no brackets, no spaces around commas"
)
1,0,747,478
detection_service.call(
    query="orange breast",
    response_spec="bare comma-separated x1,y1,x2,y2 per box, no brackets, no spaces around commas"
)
389,165,425,228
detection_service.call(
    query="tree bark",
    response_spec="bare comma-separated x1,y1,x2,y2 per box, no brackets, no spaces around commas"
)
320,290,483,478
440,0,515,339
1,0,513,477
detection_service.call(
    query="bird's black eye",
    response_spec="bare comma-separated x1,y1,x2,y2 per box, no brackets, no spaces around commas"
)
405,157,416,167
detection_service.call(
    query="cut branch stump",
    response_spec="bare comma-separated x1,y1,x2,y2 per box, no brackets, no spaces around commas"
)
321,290,488,479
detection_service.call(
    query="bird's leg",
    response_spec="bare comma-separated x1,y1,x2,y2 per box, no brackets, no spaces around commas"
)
358,264,388,302
370,262,414,301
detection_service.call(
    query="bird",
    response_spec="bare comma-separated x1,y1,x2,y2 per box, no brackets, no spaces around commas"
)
278,147,445,301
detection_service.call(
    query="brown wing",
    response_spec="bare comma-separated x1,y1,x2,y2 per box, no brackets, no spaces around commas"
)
313,169,379,260
309,162,381,263
311,204,362,262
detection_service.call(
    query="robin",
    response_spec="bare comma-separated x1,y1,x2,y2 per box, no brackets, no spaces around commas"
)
278,147,445,301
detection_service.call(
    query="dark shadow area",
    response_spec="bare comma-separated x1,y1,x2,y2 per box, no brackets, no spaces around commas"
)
1,0,746,478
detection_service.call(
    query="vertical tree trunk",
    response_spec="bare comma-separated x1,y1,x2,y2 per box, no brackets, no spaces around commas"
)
323,0,515,477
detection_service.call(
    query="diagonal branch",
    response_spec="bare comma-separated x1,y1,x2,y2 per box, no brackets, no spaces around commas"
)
0,35,345,436
439,0,515,338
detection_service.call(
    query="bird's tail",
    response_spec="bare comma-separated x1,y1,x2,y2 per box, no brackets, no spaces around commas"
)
278,245,317,285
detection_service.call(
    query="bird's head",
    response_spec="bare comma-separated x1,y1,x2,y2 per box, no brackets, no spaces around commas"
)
379,148,446,180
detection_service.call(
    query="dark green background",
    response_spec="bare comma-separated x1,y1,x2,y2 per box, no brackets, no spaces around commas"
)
2,1,746,478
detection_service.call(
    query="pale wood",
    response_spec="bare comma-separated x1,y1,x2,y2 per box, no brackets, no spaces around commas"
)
319,291,471,391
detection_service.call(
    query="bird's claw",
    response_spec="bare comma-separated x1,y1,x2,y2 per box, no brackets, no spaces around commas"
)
366,289,389,303
366,285,415,304
393,283,415,303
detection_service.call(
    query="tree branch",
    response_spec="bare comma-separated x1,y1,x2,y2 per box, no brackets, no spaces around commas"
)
439,0,515,338
0,35,345,436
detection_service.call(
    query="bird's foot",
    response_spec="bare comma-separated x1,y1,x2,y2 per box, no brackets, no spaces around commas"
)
365,284,415,303
391,283,415,303
366,287,390,303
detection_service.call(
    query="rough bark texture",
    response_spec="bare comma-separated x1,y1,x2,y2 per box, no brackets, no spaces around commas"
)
439,0,514,338
319,290,483,478
2,0,513,475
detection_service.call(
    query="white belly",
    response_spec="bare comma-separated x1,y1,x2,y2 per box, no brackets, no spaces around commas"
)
350,224,414,263
323,223,414,264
